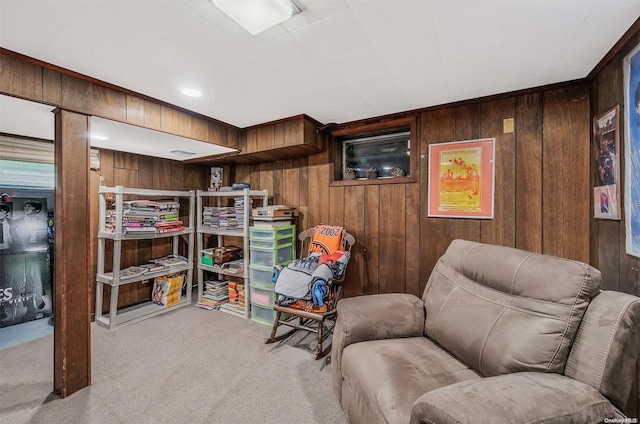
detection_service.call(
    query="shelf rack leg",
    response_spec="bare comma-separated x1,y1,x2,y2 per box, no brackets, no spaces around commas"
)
108,286,119,330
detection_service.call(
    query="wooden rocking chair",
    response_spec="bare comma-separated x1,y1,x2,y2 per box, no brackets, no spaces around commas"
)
266,225,356,359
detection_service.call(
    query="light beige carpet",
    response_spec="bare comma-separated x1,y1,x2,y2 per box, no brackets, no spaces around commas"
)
0,303,348,424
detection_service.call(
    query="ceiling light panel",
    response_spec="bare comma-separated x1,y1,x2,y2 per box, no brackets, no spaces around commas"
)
212,0,301,35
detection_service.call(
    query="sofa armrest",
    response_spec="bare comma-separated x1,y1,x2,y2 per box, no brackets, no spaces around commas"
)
331,293,425,402
410,372,617,424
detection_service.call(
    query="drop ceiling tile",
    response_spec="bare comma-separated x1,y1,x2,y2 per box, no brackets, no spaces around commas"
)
389,59,446,89
349,0,431,44
504,0,594,35
430,0,510,54
0,1,85,59
571,0,640,48
289,8,371,62
441,42,503,79
375,28,441,70
250,35,322,75
500,19,584,63
347,71,401,97
325,45,388,80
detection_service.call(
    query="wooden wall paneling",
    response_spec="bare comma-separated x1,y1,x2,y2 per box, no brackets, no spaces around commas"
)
363,184,380,295
281,159,300,207
259,162,274,195
115,151,139,172
405,183,421,296
43,68,62,105
160,105,191,138
53,108,91,397
299,156,309,208
143,101,162,131
257,125,275,151
274,122,286,149
184,164,205,191
343,185,365,298
515,93,543,253
329,186,344,227
249,163,261,190
60,74,93,114
138,156,154,188
317,164,331,225
99,150,115,186
234,164,252,187
225,125,240,150
306,165,321,227
542,86,591,262
126,94,145,126
153,157,172,189
191,115,210,142
479,98,516,247
419,109,457,294
272,160,284,205
0,53,42,99
93,85,126,121
284,119,303,147
246,128,258,153
378,184,406,293
170,161,185,190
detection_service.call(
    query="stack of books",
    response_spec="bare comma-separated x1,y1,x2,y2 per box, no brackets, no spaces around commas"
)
228,281,245,308
195,280,230,310
121,199,184,234
202,206,238,230
234,196,253,231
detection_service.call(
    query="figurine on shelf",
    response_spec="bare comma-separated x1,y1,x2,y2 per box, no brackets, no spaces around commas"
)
344,167,357,180
366,167,378,179
390,167,405,177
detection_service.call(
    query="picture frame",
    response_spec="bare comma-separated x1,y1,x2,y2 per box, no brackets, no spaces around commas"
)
623,43,640,258
427,138,495,219
592,105,621,220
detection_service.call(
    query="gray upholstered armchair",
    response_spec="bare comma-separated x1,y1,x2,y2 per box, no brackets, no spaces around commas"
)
331,239,640,424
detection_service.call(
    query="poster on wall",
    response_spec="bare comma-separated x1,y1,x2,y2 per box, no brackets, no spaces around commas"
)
623,44,640,258
0,198,52,327
593,105,621,220
427,138,495,219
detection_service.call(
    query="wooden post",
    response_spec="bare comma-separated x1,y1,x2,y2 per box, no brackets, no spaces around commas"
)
53,108,91,397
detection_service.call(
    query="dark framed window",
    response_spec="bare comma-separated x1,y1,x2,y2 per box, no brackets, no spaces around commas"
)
330,116,417,186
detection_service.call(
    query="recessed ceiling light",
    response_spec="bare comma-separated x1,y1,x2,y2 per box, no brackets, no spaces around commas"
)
91,134,109,140
181,88,202,98
212,0,301,35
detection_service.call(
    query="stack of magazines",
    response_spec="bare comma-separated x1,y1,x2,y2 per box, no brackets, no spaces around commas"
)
195,280,229,310
121,199,185,234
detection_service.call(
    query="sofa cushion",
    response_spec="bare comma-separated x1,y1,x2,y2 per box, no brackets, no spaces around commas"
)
341,337,481,424
412,372,616,424
423,239,601,376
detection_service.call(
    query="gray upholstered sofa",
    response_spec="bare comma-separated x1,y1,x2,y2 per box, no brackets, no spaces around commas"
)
332,239,640,424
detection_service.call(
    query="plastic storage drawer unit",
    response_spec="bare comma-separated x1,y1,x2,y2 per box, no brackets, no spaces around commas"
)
250,282,275,306
250,264,275,285
249,225,295,241
251,302,276,325
250,245,294,267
